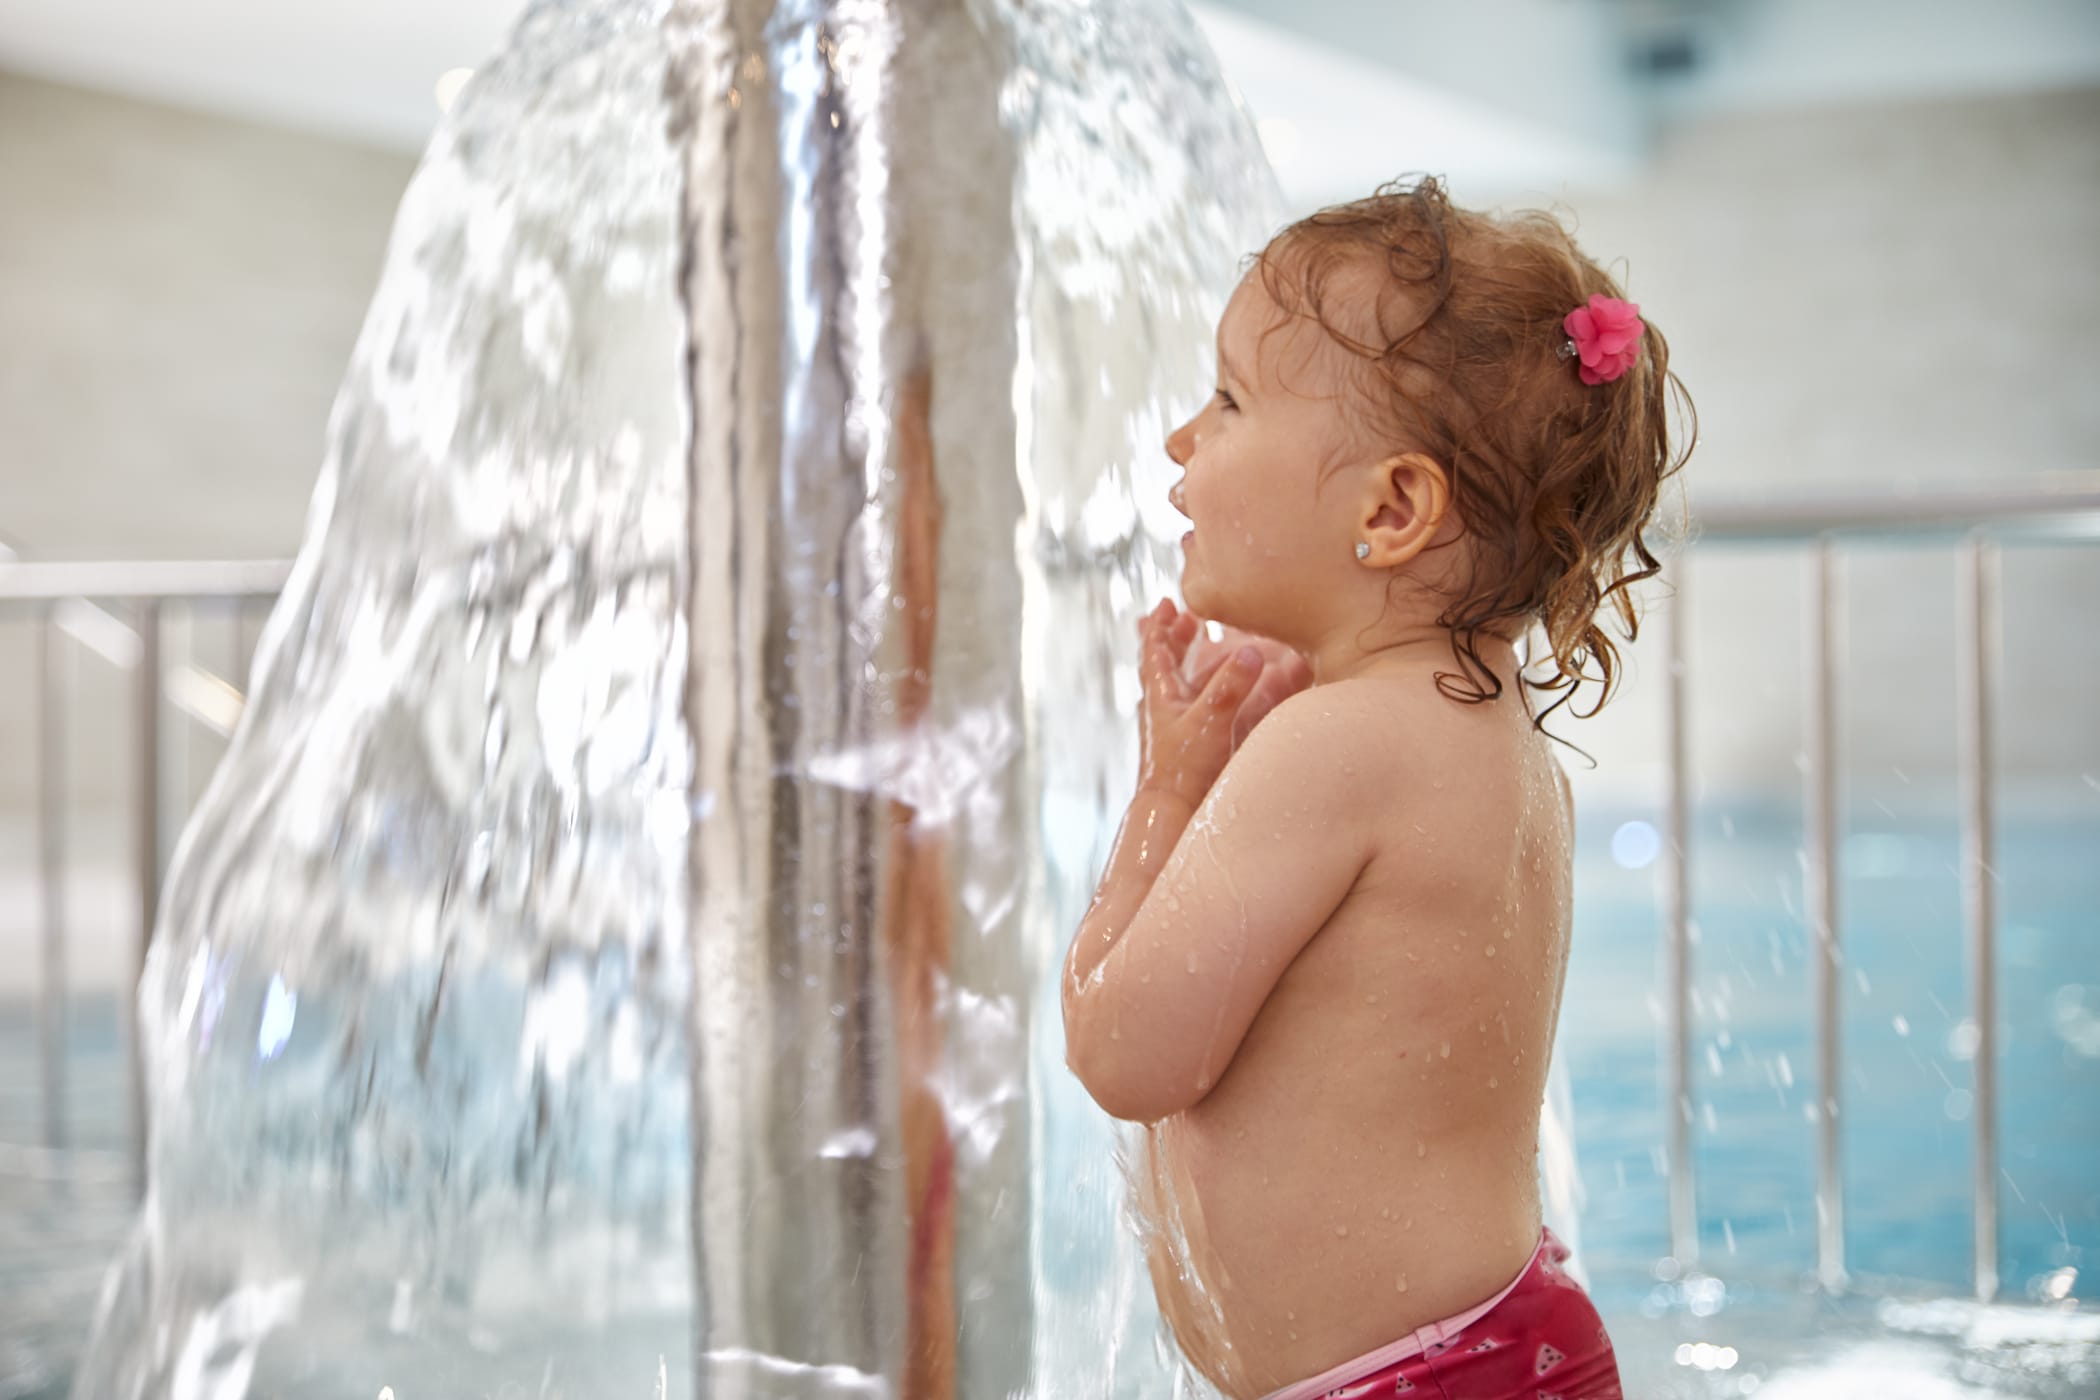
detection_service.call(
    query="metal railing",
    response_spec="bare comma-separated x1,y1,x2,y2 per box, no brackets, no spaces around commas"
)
0,559,293,1186
1661,484,2100,1302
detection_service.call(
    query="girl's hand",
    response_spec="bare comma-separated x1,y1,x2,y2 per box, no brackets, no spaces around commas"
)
1135,599,1311,804
1178,612,1314,746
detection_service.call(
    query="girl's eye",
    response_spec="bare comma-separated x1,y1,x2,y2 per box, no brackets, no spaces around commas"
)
1212,388,1237,412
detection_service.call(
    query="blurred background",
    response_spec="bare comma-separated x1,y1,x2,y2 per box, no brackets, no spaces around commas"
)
2,1,2097,1396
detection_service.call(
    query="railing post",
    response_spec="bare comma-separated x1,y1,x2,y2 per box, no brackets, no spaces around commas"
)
38,610,70,1154
1661,551,1697,1270
131,599,164,1197
1957,533,2000,1303
1805,538,1846,1290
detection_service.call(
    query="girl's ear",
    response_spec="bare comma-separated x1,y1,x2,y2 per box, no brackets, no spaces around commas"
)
1355,453,1451,568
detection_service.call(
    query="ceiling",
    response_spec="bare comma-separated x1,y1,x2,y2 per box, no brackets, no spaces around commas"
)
1,0,2097,207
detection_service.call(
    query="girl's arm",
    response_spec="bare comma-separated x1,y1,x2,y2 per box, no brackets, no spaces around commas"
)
1062,783,1200,996
1062,691,1371,1123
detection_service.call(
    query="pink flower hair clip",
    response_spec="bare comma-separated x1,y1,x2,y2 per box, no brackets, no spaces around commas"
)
1558,294,1643,385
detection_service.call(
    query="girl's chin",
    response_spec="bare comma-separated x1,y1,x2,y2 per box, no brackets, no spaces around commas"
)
1178,572,1206,614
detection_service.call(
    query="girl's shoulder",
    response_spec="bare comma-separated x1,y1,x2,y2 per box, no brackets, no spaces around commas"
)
1291,670,1545,821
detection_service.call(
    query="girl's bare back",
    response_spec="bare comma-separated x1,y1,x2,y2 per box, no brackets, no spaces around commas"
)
1135,665,1576,1399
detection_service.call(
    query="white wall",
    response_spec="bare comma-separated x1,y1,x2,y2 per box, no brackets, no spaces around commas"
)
0,72,412,560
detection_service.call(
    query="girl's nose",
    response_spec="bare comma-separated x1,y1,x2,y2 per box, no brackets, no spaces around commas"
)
1165,417,1195,467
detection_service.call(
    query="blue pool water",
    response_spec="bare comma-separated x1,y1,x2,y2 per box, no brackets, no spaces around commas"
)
1559,801,2098,1314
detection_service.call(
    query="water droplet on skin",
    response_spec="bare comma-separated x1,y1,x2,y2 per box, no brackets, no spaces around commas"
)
1488,1075,1499,1088
1485,945,1497,957
1503,928,1512,939
1380,1206,1392,1219
1186,952,1197,974
1335,1224,1348,1238
1286,1311,1296,1322
1439,1042,1450,1058
1365,993,1379,1004
1109,1029,1119,1041
1395,1274,1409,1292
1416,1140,1426,1157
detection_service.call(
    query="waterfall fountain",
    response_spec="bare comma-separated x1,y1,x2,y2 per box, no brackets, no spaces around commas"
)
73,1,1285,1395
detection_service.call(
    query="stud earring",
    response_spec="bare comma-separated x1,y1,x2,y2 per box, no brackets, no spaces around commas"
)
1354,542,1370,560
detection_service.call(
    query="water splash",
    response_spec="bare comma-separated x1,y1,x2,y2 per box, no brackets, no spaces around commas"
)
75,1,1278,1396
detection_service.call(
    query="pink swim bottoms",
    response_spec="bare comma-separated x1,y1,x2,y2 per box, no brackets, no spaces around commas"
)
1261,1228,1622,1400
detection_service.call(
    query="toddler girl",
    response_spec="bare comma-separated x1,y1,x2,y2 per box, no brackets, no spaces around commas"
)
1061,176,1691,1400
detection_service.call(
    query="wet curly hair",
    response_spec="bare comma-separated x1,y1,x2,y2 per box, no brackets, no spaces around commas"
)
1258,175,1695,730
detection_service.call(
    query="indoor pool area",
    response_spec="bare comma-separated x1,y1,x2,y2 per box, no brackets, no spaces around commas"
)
2,1,2097,1397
